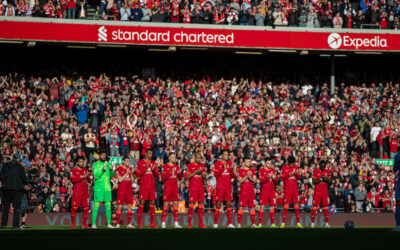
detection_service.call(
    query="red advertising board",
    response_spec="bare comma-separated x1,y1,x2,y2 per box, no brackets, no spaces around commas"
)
0,213,395,227
1,19,400,52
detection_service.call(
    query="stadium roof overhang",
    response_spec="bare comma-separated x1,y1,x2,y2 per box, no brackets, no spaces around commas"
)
1,17,400,55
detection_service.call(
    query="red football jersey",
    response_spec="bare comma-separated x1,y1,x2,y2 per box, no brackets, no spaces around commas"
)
280,164,301,191
313,168,331,193
238,168,256,192
161,163,181,190
70,167,90,195
115,166,133,193
187,162,206,190
213,160,236,190
136,159,159,190
259,167,278,191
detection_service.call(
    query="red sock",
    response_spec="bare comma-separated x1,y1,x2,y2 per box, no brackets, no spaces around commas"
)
162,206,168,223
323,206,329,224
188,204,194,226
116,210,122,225
150,205,156,225
214,207,220,225
237,209,243,225
269,208,275,225
198,204,204,226
173,206,179,223
227,207,233,225
127,210,133,225
258,210,264,225
311,206,317,223
282,205,289,223
294,205,300,224
138,204,144,226
250,211,256,225
71,206,78,228
83,207,89,227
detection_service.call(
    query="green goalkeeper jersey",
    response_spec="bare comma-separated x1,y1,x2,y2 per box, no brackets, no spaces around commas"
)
93,160,114,192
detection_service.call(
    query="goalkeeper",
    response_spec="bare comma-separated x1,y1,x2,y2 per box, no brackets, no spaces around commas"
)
92,150,115,229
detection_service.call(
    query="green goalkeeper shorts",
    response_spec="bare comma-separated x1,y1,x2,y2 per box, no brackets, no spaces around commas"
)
93,191,112,202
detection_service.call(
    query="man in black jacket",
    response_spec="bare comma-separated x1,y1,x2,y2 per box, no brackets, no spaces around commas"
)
0,157,28,229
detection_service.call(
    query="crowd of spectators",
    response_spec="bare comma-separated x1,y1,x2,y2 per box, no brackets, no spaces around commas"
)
1,0,400,29
0,71,398,214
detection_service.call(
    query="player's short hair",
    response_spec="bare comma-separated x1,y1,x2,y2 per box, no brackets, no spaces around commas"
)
319,160,327,168
265,157,273,162
123,156,130,161
145,149,153,153
74,156,85,164
99,149,107,155
288,156,296,164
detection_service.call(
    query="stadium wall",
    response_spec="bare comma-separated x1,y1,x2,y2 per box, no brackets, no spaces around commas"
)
0,213,395,227
1,17,400,52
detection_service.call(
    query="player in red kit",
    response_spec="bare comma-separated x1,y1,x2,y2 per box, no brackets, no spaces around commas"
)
136,149,160,228
237,158,258,228
280,156,303,228
161,153,183,228
212,150,237,228
311,160,332,228
70,156,90,229
187,152,207,228
258,158,278,228
115,157,135,228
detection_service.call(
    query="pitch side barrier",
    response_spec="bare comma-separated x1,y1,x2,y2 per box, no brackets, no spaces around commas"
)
1,17,400,53
0,213,395,227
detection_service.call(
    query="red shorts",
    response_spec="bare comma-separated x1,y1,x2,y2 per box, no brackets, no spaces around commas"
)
313,192,330,206
259,189,276,206
163,188,179,202
238,191,255,208
216,188,232,202
117,191,133,205
72,193,90,207
139,188,157,201
189,188,204,203
283,189,299,204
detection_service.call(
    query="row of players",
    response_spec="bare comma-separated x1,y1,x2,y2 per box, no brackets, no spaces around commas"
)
70,150,331,229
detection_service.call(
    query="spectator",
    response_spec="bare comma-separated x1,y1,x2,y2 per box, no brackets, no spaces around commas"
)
322,10,334,28
239,5,249,25
120,2,130,21
272,7,285,26
354,9,365,28
255,7,265,26
170,1,180,23
5,2,15,16
264,9,274,26
306,11,318,27
151,1,162,22
141,4,152,21
354,183,367,212
298,9,307,27
45,193,58,213
343,11,353,28
131,3,143,21
288,6,299,27
76,0,87,19
99,0,106,16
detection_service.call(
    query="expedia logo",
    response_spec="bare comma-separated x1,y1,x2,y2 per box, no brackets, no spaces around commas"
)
327,32,387,49
98,26,107,42
327,33,342,49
